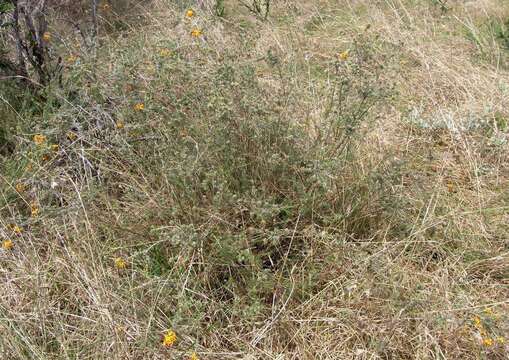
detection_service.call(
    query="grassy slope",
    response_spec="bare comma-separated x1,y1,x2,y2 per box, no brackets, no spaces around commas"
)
1,0,508,359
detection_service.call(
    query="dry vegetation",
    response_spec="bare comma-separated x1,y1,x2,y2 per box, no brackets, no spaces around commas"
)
0,0,508,359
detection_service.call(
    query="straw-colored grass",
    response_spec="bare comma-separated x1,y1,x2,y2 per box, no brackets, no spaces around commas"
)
1,0,508,358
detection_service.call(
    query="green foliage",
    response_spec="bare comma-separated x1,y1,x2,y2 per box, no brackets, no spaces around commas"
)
465,16,509,67
2,26,389,332
214,0,226,17
0,1,14,14
494,18,509,49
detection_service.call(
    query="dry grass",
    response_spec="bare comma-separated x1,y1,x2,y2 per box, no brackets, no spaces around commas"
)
1,0,508,359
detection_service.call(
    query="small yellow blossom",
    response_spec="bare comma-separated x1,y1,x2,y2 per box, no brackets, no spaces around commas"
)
186,9,195,18
42,32,51,42
159,48,171,57
189,352,199,360
15,182,26,193
33,134,46,145
338,49,350,61
116,120,125,129
483,308,494,316
12,225,22,235
114,257,127,269
66,54,78,64
496,336,505,344
50,144,59,152
162,330,177,347
472,316,482,328
2,239,13,250
191,28,202,37
482,338,493,346
42,153,50,162
134,103,145,111
67,131,78,141
31,203,39,217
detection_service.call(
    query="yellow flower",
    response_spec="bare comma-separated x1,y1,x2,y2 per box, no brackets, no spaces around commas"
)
162,330,177,347
189,352,199,360
12,225,22,235
66,54,77,64
15,182,26,193
33,134,46,145
191,28,202,37
338,49,350,61
50,144,59,152
186,9,195,18
496,336,505,344
42,153,50,162
114,257,127,269
31,203,39,217
116,120,125,129
159,48,171,57
42,31,51,42
67,131,78,141
483,308,494,316
472,316,482,328
482,338,493,346
2,239,13,250
134,103,145,111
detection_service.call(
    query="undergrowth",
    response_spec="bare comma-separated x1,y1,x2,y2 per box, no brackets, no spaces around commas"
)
1,0,508,359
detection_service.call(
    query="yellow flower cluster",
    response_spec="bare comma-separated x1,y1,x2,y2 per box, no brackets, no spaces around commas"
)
114,257,127,269
338,49,350,61
33,134,46,145
162,329,177,347
191,28,202,37
66,54,78,64
483,338,493,346
185,9,202,37
12,225,23,235
15,182,26,193
134,103,145,111
2,239,13,250
472,313,505,347
159,48,171,57
67,131,78,141
473,316,481,328
160,329,199,358
31,203,40,217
